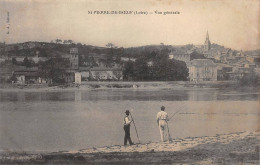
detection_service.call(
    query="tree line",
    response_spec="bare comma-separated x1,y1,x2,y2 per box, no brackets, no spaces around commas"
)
123,49,189,81
6,43,189,83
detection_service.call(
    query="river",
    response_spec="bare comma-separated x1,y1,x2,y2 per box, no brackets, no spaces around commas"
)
0,87,259,152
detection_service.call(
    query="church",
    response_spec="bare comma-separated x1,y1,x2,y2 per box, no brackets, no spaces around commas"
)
203,31,211,51
202,31,212,58
187,31,218,81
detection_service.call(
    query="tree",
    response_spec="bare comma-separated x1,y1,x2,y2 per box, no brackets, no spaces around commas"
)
239,70,259,87
133,57,149,81
67,40,73,44
7,75,17,83
106,43,115,48
122,49,189,81
23,57,31,67
38,56,70,84
12,58,17,65
38,49,47,57
105,43,117,67
55,39,62,44
94,71,101,80
123,61,134,80
113,71,122,80
190,51,206,60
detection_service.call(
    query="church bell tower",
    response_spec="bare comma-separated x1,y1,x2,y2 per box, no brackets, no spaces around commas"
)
204,31,211,51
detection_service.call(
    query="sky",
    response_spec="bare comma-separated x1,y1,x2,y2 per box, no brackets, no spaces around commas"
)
0,0,259,50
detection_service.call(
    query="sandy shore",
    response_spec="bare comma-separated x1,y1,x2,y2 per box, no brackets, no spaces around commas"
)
1,131,259,164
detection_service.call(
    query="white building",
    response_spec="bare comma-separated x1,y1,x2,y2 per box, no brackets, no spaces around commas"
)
89,68,123,80
75,72,81,84
188,59,217,81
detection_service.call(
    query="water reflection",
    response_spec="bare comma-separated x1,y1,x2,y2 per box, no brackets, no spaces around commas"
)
75,91,82,102
0,88,259,102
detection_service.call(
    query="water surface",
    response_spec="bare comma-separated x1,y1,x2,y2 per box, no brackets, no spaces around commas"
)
0,88,259,152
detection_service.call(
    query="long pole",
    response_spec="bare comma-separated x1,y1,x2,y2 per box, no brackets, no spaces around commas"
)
168,107,184,120
166,120,172,142
166,106,184,141
129,112,140,144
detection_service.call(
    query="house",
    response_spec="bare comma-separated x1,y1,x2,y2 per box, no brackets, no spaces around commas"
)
226,70,249,81
246,56,255,63
78,67,90,81
89,67,123,80
188,59,217,81
11,66,48,84
255,68,260,76
5,45,15,52
0,57,5,63
217,64,234,80
244,63,256,69
224,66,253,81
0,67,13,83
120,57,136,62
0,64,23,83
13,67,41,84
75,72,81,84
169,50,190,63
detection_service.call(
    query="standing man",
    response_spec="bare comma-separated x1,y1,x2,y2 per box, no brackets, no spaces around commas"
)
124,110,134,146
156,106,170,142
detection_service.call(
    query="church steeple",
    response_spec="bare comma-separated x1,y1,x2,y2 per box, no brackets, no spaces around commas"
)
204,30,211,52
206,30,209,41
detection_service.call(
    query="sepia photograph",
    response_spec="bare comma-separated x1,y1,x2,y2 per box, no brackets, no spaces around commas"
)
0,0,259,165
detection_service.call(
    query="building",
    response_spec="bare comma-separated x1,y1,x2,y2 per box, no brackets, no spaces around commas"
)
120,57,136,62
0,66,13,83
255,68,260,76
78,67,90,81
0,65,28,83
75,72,81,84
203,31,211,52
188,59,217,81
244,63,256,69
226,70,249,81
70,48,79,70
12,67,44,84
169,50,190,63
89,67,123,81
217,64,233,80
201,31,222,59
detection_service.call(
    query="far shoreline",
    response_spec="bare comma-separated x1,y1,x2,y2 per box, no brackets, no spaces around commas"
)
0,81,258,92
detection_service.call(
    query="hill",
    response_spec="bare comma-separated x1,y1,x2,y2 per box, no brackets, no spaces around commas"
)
244,49,260,56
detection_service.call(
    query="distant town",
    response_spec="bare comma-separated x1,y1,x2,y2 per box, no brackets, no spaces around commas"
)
0,31,259,87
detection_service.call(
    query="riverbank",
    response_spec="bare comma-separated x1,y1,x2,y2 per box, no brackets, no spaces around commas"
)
1,131,259,164
0,81,256,92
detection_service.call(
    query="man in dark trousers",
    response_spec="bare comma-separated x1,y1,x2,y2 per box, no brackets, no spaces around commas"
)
123,110,134,146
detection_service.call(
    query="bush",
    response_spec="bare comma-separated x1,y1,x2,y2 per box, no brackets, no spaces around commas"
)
239,72,259,87
89,84,100,88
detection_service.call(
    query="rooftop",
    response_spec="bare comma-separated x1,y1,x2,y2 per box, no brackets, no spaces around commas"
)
169,50,189,55
188,59,217,67
90,67,122,71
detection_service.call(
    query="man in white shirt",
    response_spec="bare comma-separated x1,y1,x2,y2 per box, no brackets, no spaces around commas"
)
124,110,134,146
156,106,170,142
